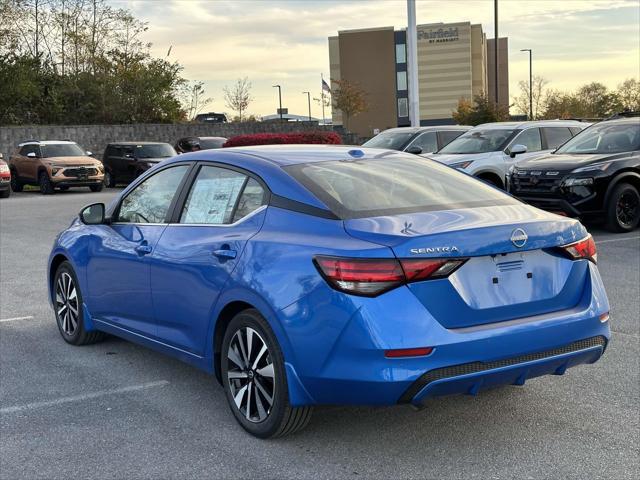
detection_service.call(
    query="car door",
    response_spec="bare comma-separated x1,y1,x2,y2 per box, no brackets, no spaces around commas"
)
150,164,268,354
437,130,466,150
506,127,544,165
85,163,192,337
405,131,438,154
541,126,573,151
19,145,39,181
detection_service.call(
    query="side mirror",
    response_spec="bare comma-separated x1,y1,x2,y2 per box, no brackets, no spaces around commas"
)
86,151,93,156
406,146,423,154
509,144,527,158
124,153,134,159
27,152,37,158
79,203,107,225
0,153,3,160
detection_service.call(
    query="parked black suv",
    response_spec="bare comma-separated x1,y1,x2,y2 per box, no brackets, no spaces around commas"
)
102,142,176,187
509,116,640,232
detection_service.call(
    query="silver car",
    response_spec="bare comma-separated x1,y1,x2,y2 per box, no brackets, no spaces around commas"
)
426,120,589,189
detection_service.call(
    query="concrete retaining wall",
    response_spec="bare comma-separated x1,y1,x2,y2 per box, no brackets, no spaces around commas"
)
0,122,352,159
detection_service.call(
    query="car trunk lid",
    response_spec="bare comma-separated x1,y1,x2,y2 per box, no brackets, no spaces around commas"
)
344,204,590,328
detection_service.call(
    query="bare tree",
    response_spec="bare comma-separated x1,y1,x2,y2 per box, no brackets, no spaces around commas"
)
223,77,252,122
183,81,212,120
512,75,549,119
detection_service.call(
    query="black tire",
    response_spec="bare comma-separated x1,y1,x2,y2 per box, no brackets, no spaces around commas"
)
103,170,116,188
10,171,23,192
90,184,103,192
39,171,55,195
221,309,313,438
53,261,105,345
0,188,10,198
605,183,640,232
477,174,504,189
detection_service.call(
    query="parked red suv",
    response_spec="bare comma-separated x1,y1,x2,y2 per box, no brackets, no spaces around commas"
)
0,153,11,198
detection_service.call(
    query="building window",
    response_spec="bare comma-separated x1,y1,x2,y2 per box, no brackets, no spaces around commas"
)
397,71,407,91
397,98,408,118
396,43,406,63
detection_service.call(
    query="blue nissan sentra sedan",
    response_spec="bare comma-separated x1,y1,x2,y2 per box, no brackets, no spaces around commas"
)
48,145,610,438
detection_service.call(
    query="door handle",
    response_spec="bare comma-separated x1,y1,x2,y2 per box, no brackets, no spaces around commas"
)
213,248,237,259
135,244,152,255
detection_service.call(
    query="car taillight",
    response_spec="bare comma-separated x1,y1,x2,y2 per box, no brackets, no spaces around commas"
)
314,256,466,296
559,235,597,263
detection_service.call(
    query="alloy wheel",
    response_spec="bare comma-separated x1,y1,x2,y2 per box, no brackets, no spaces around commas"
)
226,327,275,423
616,191,639,228
55,272,79,336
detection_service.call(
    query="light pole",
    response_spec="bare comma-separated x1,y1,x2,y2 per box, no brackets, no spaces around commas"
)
520,49,533,119
302,92,311,121
406,0,420,127
272,85,283,121
494,0,499,104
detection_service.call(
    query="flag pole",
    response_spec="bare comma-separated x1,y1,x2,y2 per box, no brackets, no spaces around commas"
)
321,73,326,125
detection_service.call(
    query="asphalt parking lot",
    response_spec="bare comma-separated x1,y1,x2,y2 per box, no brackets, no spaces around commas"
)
1,189,638,480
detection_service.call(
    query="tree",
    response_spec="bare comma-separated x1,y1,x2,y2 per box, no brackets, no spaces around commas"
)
330,79,367,130
223,77,252,122
0,0,192,125
575,82,622,118
617,78,640,112
541,89,582,119
512,75,549,119
452,94,509,126
183,81,212,121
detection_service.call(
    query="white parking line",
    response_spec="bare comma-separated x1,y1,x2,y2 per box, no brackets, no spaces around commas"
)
0,316,35,323
595,236,640,244
0,380,170,414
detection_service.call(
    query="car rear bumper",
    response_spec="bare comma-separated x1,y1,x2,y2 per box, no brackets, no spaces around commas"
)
403,336,605,405
51,179,103,187
0,179,10,190
282,263,610,407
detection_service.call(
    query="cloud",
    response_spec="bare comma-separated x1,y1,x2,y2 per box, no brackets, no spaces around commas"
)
112,0,639,117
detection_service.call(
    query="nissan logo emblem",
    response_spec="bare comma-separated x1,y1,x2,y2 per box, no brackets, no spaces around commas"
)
511,228,528,248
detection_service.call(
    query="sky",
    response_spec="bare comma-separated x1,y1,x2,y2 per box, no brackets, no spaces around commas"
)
113,0,640,118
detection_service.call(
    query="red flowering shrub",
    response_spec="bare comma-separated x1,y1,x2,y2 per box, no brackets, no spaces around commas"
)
223,131,342,147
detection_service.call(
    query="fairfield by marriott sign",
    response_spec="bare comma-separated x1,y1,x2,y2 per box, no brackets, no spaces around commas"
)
417,27,459,43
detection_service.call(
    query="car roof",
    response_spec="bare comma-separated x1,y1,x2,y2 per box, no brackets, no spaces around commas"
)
18,140,77,146
107,141,171,146
165,145,413,210
379,125,471,134
474,120,586,129
182,144,405,167
599,117,640,125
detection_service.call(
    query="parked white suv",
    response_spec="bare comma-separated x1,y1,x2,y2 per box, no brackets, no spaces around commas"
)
426,120,588,188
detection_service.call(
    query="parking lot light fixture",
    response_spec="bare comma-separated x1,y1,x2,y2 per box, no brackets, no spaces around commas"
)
273,85,283,121
520,48,533,120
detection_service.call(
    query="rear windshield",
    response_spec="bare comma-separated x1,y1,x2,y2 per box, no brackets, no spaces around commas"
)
199,138,227,149
362,131,415,150
285,154,518,219
134,144,176,158
555,122,640,154
40,143,85,157
438,129,515,154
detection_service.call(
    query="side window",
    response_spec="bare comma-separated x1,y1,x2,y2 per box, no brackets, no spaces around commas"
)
117,165,189,223
569,127,583,136
439,130,465,149
232,178,267,223
513,128,542,151
543,127,572,149
409,132,438,153
20,145,36,157
123,147,134,158
180,166,247,225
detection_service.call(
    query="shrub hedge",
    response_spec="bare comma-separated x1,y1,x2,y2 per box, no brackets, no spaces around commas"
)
223,131,342,147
